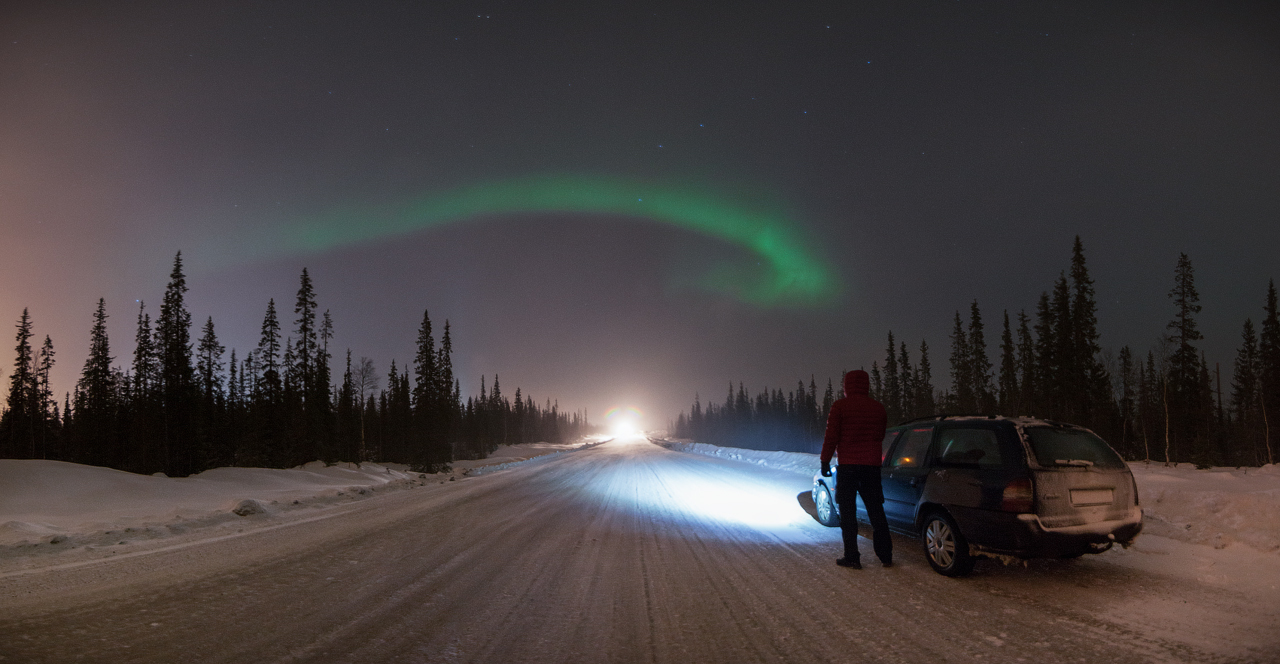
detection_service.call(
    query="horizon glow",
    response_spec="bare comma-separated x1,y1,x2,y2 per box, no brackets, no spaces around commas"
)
606,405,644,436
604,406,644,420
251,175,838,306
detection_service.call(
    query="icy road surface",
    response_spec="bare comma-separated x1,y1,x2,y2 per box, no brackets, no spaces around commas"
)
1,435,1277,663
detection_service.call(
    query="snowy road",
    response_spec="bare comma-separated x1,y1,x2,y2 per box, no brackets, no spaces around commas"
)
1,435,1276,663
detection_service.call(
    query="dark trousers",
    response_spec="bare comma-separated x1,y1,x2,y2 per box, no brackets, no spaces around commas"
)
836,464,893,563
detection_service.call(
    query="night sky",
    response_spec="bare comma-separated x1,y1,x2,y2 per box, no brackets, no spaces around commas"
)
2,1,1278,428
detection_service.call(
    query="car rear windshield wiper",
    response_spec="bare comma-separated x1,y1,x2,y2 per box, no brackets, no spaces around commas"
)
1052,459,1095,467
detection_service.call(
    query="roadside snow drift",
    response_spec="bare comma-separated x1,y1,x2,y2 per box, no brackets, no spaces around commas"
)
0,459,418,544
1132,462,1280,553
0,440,602,548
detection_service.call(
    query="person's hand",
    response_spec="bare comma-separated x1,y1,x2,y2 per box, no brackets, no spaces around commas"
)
821,461,831,477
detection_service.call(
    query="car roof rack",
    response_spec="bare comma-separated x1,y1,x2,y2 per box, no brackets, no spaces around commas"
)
895,413,1004,426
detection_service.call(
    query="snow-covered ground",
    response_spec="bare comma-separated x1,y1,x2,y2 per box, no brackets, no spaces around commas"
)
654,438,1280,556
0,439,602,554
0,435,1276,662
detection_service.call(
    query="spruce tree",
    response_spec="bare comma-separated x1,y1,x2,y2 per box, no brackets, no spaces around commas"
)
1259,280,1280,465
1231,320,1262,465
1070,237,1106,424
338,349,357,462
130,302,161,473
412,309,443,470
898,342,914,420
882,331,901,424
1050,274,1074,420
1033,292,1055,418
252,299,283,467
1117,346,1137,458
998,310,1018,415
293,269,318,397
195,316,226,467
1016,310,1036,417
1141,351,1160,462
227,348,240,411
1196,351,1215,467
311,308,335,461
822,379,834,421
257,299,282,403
948,311,972,411
75,299,116,466
1166,253,1203,464
513,386,525,443
437,320,457,453
280,336,302,464
916,340,936,416
226,347,243,464
196,317,225,403
2,309,37,459
156,252,196,476
492,374,507,448
36,335,56,459
967,301,995,413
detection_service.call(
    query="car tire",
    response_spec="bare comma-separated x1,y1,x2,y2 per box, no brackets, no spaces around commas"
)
921,511,975,577
814,485,840,527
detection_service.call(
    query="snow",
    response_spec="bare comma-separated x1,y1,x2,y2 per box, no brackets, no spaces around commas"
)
452,436,610,476
0,459,416,546
0,440,605,549
0,435,1277,661
1129,461,1280,554
649,439,819,475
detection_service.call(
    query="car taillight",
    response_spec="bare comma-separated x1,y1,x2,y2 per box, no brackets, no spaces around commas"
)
1000,477,1034,513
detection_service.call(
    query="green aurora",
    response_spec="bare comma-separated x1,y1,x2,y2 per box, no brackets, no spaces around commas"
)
261,175,839,306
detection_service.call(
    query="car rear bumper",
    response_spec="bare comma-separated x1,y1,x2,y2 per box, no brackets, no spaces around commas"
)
959,506,1143,559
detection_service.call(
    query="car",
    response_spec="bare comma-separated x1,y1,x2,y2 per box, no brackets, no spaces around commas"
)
811,415,1143,576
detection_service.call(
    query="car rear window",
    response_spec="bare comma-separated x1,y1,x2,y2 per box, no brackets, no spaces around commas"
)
935,427,1004,468
1024,427,1126,469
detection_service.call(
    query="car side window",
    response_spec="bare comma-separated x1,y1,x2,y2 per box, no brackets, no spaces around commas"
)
881,430,902,463
935,427,1004,468
888,428,933,469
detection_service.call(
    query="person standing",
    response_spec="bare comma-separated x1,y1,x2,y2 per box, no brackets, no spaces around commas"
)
820,369,892,568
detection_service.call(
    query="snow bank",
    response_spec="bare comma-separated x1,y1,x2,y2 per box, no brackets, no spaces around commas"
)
451,438,608,476
653,439,1280,556
0,459,419,545
650,439,818,476
0,439,609,549
1130,462,1280,554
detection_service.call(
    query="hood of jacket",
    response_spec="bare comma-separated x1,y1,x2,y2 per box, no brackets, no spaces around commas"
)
844,369,870,397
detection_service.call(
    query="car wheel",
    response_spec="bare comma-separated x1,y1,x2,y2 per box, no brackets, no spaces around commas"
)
814,485,840,527
921,512,974,576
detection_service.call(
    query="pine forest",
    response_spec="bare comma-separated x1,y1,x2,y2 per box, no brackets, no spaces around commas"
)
0,253,591,476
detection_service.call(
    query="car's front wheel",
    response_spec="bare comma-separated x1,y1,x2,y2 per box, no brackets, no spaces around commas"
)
814,484,840,527
921,512,974,576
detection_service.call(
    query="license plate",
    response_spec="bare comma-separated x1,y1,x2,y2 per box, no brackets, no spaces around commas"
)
1070,489,1113,506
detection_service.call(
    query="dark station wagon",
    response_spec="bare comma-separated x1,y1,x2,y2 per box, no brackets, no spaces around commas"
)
812,416,1143,576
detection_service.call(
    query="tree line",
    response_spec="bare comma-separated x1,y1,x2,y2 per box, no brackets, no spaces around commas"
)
675,238,1277,467
0,253,591,475
672,377,842,453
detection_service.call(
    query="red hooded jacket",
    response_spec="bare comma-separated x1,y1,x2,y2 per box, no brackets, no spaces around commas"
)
820,370,888,466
